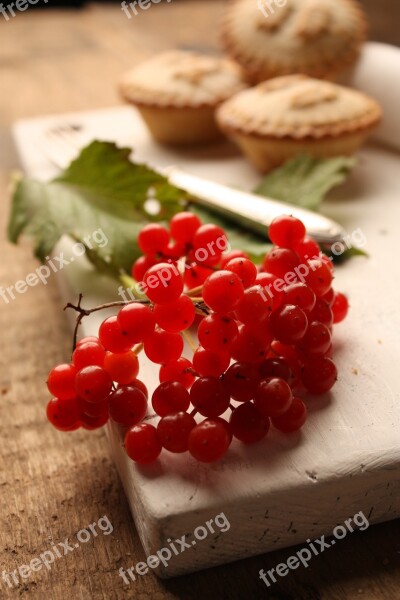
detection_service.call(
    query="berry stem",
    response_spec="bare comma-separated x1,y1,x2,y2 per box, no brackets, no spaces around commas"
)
133,343,144,355
65,294,150,351
194,301,209,316
186,367,200,378
185,285,204,297
182,330,197,352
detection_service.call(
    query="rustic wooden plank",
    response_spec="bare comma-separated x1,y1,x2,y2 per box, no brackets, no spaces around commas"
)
1,2,400,599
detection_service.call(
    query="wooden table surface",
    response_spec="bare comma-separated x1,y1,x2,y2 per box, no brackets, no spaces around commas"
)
1,2,400,599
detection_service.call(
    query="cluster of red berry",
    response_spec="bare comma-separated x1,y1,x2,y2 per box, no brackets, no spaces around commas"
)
46,213,348,465
133,212,230,290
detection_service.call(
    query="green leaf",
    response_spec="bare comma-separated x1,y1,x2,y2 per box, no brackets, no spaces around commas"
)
8,142,186,276
254,155,357,211
8,142,359,279
322,245,368,265
8,141,273,273
55,141,186,219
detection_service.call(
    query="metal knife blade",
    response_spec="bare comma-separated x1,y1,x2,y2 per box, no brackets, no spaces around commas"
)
164,166,345,245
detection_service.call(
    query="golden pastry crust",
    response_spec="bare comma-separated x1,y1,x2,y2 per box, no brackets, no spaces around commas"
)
119,50,247,109
221,0,368,83
119,51,247,145
216,75,381,171
217,75,381,139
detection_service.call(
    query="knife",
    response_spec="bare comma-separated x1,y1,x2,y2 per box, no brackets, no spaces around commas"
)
164,166,345,245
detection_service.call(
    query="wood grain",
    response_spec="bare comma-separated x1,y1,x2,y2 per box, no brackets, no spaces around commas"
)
1,2,400,599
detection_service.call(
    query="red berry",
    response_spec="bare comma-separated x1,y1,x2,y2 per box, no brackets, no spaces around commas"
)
132,255,158,282
163,241,186,260
76,336,100,347
153,295,195,333
332,292,349,323
184,262,214,290
268,215,306,249
46,397,80,431
80,411,109,430
190,377,230,418
298,321,332,356
231,324,272,364
257,272,274,285
117,303,155,343
282,283,316,312
269,304,308,345
271,397,307,432
72,341,105,370
192,224,228,266
203,270,244,314
322,287,335,306
304,259,333,296
131,378,149,399
223,362,260,402
103,350,139,385
309,298,334,327
170,212,202,244
109,385,147,426
198,314,238,352
225,257,257,288
125,423,162,464
206,417,233,445
138,223,169,255
262,248,300,279
192,346,230,377
75,365,113,403
188,420,230,463
99,316,135,353
152,381,190,417
157,411,196,453
256,272,285,309
270,341,303,380
143,262,184,305
294,237,320,261
321,254,334,271
301,356,337,394
259,358,292,383
235,284,273,326
78,396,109,418
229,402,270,443
47,364,77,400
220,250,249,268
144,328,183,364
254,377,293,417
159,357,195,388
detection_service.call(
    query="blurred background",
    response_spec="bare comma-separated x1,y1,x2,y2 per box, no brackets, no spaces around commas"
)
1,0,399,132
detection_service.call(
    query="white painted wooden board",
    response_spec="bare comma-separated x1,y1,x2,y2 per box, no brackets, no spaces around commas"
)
12,44,400,577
